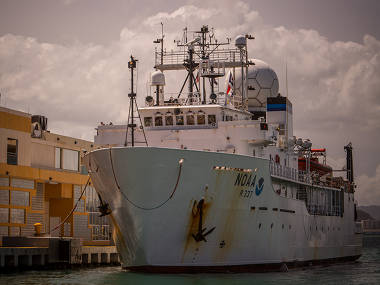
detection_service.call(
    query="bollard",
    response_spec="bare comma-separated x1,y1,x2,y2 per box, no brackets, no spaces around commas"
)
34,223,43,236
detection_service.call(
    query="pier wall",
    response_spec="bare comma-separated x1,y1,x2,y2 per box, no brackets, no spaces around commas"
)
0,237,120,270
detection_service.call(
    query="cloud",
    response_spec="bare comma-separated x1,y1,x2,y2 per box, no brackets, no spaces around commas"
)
356,165,380,205
144,5,219,28
0,34,126,139
1,0,379,182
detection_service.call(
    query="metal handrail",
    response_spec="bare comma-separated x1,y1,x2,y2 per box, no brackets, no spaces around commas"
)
155,48,244,67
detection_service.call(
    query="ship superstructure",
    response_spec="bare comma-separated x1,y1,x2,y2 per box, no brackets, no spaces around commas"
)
86,25,362,272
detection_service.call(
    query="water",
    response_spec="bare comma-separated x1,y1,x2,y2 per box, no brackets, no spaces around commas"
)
1,234,379,285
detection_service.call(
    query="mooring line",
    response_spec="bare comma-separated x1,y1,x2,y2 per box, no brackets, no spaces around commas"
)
109,148,184,210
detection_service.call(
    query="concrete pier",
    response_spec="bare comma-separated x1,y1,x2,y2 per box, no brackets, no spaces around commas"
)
0,247,49,268
0,236,120,270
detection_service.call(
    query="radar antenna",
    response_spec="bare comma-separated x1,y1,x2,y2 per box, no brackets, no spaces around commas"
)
153,26,252,109
125,55,148,147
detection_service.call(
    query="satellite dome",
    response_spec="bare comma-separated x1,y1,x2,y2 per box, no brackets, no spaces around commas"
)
231,59,279,110
235,35,246,49
151,70,165,86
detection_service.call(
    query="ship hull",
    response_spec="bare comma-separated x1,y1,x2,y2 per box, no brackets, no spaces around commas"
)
84,147,362,271
126,254,361,273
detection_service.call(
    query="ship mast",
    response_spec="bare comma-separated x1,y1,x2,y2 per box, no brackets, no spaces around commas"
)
154,25,249,108
125,55,148,147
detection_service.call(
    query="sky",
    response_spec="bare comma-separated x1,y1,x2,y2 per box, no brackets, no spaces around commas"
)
0,0,379,205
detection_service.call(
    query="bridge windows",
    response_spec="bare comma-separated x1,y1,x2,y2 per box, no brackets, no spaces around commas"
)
143,110,217,127
144,117,153,127
186,113,195,125
225,115,233,121
197,114,205,125
176,115,184,125
208,114,216,125
165,113,173,126
154,116,163,126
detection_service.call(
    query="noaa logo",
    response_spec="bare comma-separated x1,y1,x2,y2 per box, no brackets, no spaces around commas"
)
234,173,265,197
255,177,264,196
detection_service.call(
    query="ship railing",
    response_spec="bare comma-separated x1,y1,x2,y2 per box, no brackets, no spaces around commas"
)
307,203,342,216
269,161,299,181
154,48,245,70
270,161,317,185
159,92,233,107
91,224,111,241
159,92,203,106
270,161,331,187
298,170,311,183
199,60,226,77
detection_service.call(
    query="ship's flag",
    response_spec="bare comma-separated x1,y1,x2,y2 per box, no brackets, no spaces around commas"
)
196,69,200,83
226,70,234,95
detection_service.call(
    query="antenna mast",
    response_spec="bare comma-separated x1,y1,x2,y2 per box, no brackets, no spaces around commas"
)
153,26,250,110
153,23,165,66
125,55,148,147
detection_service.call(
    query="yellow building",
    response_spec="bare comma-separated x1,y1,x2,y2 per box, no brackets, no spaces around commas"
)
0,106,111,246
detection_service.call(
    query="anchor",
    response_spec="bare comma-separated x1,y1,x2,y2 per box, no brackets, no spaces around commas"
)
97,193,112,217
192,199,216,242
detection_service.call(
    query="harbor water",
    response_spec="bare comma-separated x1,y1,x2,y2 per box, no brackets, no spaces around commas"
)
1,234,379,285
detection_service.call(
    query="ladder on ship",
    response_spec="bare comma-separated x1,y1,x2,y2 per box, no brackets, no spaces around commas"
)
124,55,148,147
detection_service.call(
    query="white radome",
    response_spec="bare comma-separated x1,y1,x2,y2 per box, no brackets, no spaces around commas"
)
231,59,279,109
151,70,165,86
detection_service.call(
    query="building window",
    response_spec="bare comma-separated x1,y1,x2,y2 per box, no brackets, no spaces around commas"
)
0,208,9,223
56,148,79,171
55,147,61,168
10,208,25,224
144,117,152,127
10,190,29,207
62,149,79,171
0,190,9,205
176,115,184,125
165,116,173,126
7,138,18,165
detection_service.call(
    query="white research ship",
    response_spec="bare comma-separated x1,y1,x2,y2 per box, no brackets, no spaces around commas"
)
84,25,362,272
